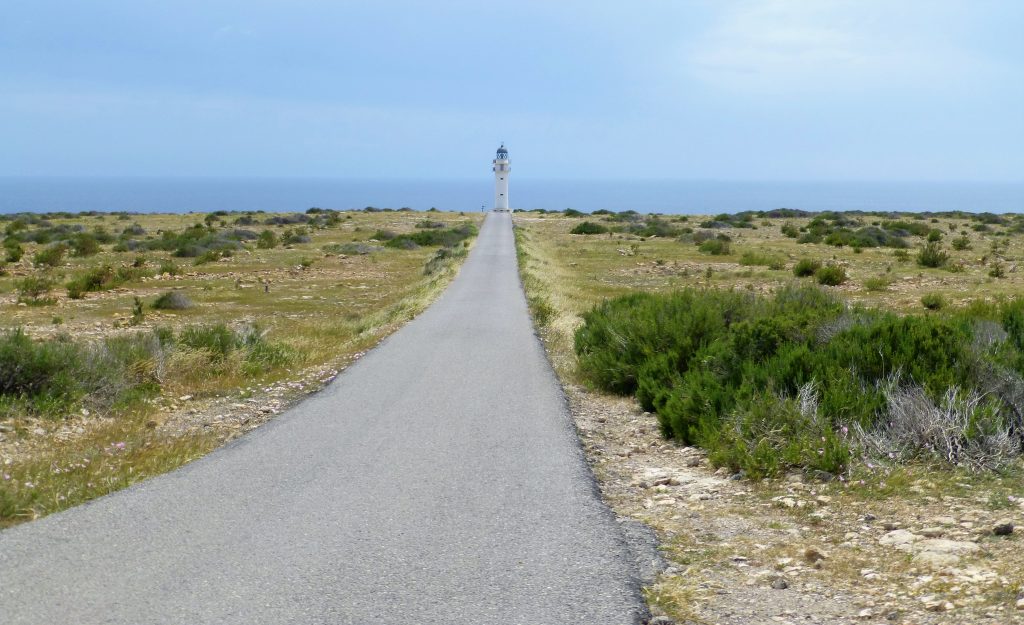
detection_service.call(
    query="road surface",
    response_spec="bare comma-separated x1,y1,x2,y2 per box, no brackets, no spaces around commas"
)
0,212,650,624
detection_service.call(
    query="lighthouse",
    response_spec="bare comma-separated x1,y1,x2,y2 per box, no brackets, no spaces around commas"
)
492,144,510,211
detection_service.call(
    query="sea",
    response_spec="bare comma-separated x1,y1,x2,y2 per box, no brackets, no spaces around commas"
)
0,177,1021,215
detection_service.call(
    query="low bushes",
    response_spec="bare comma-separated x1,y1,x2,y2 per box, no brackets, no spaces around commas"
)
815,264,847,286
921,293,946,310
33,244,67,267
0,329,162,417
917,242,949,268
385,223,477,249
0,324,293,420
66,265,152,299
15,275,55,303
698,238,731,255
424,245,467,275
570,221,609,235
792,259,821,277
574,285,1024,476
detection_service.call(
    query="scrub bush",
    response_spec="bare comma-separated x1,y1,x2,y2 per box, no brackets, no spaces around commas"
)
815,264,847,285
575,285,1024,475
792,259,821,277
917,242,949,268
570,221,610,235
698,239,731,255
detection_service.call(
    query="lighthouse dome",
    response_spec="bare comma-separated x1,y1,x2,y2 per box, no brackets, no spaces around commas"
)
496,145,508,156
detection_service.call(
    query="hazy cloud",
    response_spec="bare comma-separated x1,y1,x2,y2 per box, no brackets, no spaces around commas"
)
687,0,992,93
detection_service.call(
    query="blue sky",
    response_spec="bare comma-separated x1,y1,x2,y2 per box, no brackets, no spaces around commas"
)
1,0,1021,181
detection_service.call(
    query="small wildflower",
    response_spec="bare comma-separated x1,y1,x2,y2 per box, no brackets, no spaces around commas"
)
841,426,849,435
2,473,10,480
114,442,126,450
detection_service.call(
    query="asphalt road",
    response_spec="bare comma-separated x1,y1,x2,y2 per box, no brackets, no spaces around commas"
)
0,212,649,624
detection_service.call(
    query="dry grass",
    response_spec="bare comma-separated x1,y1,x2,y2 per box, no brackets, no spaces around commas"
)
0,209,481,526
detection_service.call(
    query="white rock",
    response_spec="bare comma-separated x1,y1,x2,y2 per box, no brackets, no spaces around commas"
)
879,529,921,550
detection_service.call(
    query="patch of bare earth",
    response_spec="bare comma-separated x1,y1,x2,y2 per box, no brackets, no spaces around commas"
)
568,385,1024,625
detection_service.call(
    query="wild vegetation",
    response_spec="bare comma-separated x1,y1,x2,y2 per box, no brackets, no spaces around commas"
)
575,285,1024,477
514,208,1024,623
0,207,480,526
516,207,1024,475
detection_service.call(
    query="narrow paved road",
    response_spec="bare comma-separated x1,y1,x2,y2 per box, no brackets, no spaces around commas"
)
0,213,649,624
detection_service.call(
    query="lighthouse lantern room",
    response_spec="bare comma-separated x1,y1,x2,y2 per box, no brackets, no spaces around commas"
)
492,144,510,211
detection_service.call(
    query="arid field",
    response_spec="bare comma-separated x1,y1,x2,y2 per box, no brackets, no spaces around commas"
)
515,209,1024,624
0,208,481,527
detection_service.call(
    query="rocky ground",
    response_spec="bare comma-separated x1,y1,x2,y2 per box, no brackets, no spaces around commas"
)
566,386,1024,625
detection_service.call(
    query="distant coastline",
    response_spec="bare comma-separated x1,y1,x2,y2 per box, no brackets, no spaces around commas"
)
0,177,1021,215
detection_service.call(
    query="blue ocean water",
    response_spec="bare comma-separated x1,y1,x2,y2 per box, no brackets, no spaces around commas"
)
0,177,1021,215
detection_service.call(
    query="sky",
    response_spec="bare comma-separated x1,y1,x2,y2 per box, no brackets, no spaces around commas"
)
1,0,1022,181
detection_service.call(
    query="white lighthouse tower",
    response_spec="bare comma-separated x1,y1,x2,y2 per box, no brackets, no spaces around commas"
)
492,144,510,211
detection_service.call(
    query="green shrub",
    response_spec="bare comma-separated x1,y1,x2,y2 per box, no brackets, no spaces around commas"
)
917,242,949,268
194,249,225,265
256,230,278,249
570,221,610,235
65,265,115,298
815,264,847,286
70,233,101,257
0,329,162,417
792,259,822,277
573,286,1022,475
176,323,291,373
780,223,799,238
158,260,181,276
631,218,680,238
926,229,943,243
893,249,910,262
921,293,946,310
385,224,477,249
64,264,150,298
698,238,731,255
15,275,55,302
33,244,67,267
4,239,24,263
951,235,972,251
